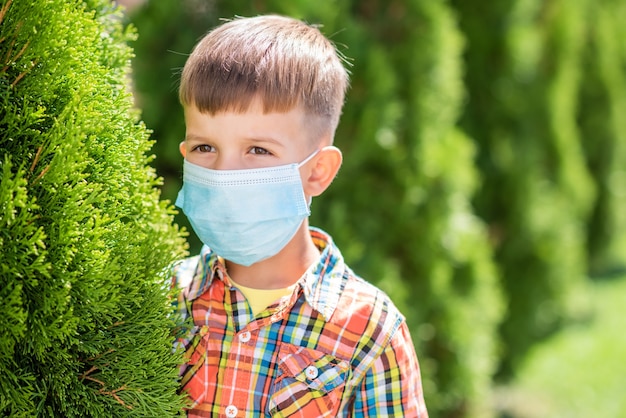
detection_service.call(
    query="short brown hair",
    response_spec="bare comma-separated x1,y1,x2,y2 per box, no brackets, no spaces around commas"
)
179,15,349,140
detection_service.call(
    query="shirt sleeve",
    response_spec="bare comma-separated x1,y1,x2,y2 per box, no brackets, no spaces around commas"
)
351,321,429,417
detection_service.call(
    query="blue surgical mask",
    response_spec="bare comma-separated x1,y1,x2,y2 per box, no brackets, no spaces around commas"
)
175,151,318,266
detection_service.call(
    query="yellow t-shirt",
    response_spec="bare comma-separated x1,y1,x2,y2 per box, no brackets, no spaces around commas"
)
231,280,296,316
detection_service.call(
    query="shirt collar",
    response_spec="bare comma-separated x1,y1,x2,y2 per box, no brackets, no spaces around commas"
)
185,227,346,321
299,227,345,321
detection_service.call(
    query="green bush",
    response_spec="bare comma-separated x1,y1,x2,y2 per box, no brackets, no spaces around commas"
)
578,0,626,276
0,0,187,416
452,0,595,378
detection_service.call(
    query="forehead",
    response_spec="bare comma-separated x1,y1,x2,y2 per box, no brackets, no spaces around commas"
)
183,100,311,147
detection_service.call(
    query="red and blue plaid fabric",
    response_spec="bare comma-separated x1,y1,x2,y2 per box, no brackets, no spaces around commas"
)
172,228,428,417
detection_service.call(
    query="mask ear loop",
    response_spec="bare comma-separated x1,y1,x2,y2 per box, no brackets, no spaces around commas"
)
297,149,321,168
297,149,320,209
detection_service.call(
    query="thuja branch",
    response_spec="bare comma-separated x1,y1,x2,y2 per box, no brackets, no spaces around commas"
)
99,385,133,410
79,363,134,409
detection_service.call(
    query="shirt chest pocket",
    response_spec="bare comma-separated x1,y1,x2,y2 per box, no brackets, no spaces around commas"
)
269,344,349,417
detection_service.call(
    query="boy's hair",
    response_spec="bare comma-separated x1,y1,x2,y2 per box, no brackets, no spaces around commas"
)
179,15,349,141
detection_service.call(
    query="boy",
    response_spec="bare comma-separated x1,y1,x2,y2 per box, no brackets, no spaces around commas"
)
172,15,428,417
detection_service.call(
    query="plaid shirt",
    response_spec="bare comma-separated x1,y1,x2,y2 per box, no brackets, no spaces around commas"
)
172,228,428,417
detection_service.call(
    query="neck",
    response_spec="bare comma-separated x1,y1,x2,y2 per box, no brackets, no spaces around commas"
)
225,221,320,289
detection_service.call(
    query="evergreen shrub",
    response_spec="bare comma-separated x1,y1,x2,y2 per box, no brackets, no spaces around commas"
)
1,0,187,416
451,0,595,378
578,0,626,276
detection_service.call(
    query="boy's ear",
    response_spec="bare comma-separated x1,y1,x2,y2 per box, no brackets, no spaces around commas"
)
303,146,342,197
179,141,187,158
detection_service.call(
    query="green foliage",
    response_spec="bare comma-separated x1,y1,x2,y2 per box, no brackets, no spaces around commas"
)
129,1,503,417
452,0,595,378
395,3,502,415
0,0,187,416
578,0,626,275
499,276,626,418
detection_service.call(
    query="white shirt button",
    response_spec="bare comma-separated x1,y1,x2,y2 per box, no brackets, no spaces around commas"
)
305,365,319,380
225,404,238,417
238,331,251,343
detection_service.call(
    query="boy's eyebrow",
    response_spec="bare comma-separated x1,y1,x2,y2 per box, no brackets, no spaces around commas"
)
246,136,286,148
184,134,210,142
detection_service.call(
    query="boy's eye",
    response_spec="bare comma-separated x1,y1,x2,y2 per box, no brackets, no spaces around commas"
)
249,146,271,155
194,144,214,153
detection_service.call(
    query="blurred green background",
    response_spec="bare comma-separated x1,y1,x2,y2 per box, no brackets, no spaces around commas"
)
120,0,626,417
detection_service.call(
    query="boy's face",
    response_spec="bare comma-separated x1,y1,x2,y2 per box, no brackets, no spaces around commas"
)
180,97,315,172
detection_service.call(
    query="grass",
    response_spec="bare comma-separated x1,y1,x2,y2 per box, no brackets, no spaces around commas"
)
494,276,626,418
